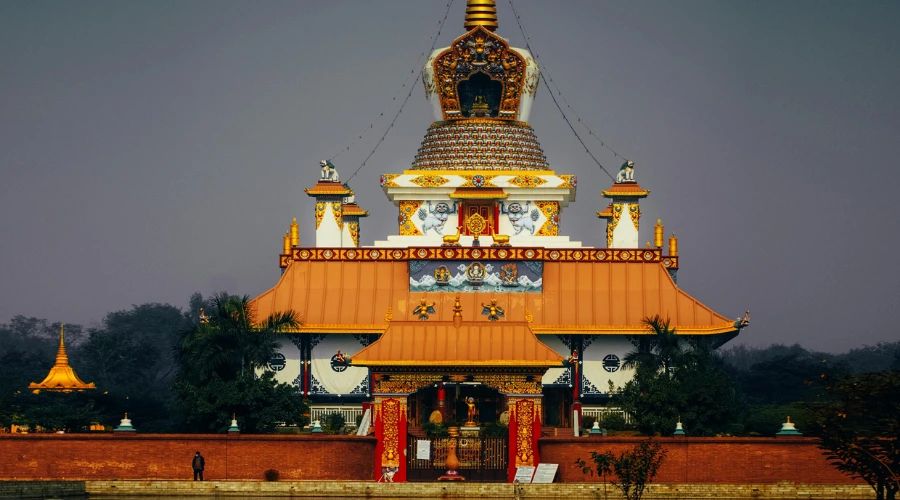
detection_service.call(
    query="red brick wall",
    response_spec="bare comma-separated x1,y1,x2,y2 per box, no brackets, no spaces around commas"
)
540,437,860,484
0,434,375,481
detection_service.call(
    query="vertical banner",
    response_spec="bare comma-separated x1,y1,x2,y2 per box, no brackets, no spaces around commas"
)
374,397,407,482
507,399,518,482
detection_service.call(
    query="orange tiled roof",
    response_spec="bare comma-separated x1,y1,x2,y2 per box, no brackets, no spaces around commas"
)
250,260,407,333
596,204,613,218
350,321,564,367
304,181,352,196
342,203,369,217
249,260,737,335
601,182,650,198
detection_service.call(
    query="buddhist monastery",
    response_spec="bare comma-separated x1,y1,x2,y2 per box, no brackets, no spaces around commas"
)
29,324,96,393
249,0,748,482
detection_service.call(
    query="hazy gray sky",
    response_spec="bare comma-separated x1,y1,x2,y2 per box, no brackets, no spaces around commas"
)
2,1,898,352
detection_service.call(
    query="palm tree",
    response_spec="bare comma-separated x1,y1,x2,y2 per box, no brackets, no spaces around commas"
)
177,293,299,383
623,315,683,378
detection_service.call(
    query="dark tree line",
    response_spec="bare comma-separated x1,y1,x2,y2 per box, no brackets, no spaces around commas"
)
0,292,308,433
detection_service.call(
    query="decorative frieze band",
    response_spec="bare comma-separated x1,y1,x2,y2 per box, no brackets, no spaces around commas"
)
280,246,678,268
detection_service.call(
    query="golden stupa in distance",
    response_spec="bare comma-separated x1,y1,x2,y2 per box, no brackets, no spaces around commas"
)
29,324,96,393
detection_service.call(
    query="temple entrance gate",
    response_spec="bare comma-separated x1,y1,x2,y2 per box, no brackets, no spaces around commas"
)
406,434,508,482
406,384,509,482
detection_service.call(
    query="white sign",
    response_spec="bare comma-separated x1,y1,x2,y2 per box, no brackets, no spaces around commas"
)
514,466,535,483
416,439,431,460
531,463,559,483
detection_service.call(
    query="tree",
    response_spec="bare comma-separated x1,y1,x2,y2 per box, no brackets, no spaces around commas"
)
618,317,743,436
173,371,308,433
75,303,190,431
177,293,299,383
623,315,684,378
808,370,900,500
577,438,667,500
174,293,303,432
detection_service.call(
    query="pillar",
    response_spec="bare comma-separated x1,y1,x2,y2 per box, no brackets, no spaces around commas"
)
373,396,408,482
507,397,542,482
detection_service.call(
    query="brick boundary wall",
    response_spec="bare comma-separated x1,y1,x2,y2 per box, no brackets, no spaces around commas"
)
539,436,861,484
0,434,375,481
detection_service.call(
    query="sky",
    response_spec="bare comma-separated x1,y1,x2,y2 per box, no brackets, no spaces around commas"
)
1,1,899,352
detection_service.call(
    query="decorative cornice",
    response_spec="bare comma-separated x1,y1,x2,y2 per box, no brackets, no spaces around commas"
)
283,246,678,268
448,188,508,199
530,322,738,336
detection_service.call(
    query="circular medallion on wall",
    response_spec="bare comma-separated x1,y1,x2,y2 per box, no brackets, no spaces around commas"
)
268,353,286,372
603,354,620,373
331,353,348,373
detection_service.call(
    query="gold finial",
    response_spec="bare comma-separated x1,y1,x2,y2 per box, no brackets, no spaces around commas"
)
464,0,498,32
654,219,664,248
668,231,678,256
384,306,393,323
786,416,791,423
453,293,463,329
646,242,651,248
282,231,291,255
56,323,68,366
524,306,534,324
290,218,299,247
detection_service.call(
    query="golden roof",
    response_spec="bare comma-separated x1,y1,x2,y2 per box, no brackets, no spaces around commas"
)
601,182,651,198
342,202,369,217
29,324,96,393
351,321,563,367
596,204,614,218
304,181,352,196
464,0,498,32
249,260,736,336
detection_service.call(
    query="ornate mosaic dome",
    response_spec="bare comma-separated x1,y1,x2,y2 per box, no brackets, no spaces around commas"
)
410,119,549,171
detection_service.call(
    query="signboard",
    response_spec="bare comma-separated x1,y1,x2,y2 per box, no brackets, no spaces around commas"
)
531,463,559,483
513,466,535,483
416,439,431,460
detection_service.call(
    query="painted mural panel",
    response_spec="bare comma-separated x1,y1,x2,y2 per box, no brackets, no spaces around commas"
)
310,334,370,396
581,336,636,396
409,260,542,293
538,334,572,386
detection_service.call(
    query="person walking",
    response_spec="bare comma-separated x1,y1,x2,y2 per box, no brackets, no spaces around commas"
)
192,451,205,481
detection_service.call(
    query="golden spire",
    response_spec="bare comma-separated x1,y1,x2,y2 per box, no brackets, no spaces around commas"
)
464,0,498,32
290,218,299,247
29,324,96,393
282,231,291,255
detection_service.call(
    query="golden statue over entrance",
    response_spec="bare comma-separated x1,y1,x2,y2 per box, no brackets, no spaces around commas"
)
465,396,478,427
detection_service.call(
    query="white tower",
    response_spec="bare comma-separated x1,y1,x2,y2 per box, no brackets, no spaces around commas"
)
304,161,352,248
596,162,650,248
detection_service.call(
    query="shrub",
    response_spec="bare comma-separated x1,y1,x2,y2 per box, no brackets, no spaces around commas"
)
481,421,508,438
422,421,449,438
577,438,667,500
602,412,627,431
323,412,346,435
355,414,364,426
264,469,279,481
581,415,597,430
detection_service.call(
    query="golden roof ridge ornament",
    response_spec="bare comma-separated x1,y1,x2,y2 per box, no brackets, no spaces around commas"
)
29,324,96,393
464,0,498,32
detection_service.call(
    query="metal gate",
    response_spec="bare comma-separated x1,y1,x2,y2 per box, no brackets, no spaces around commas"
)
406,435,508,482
